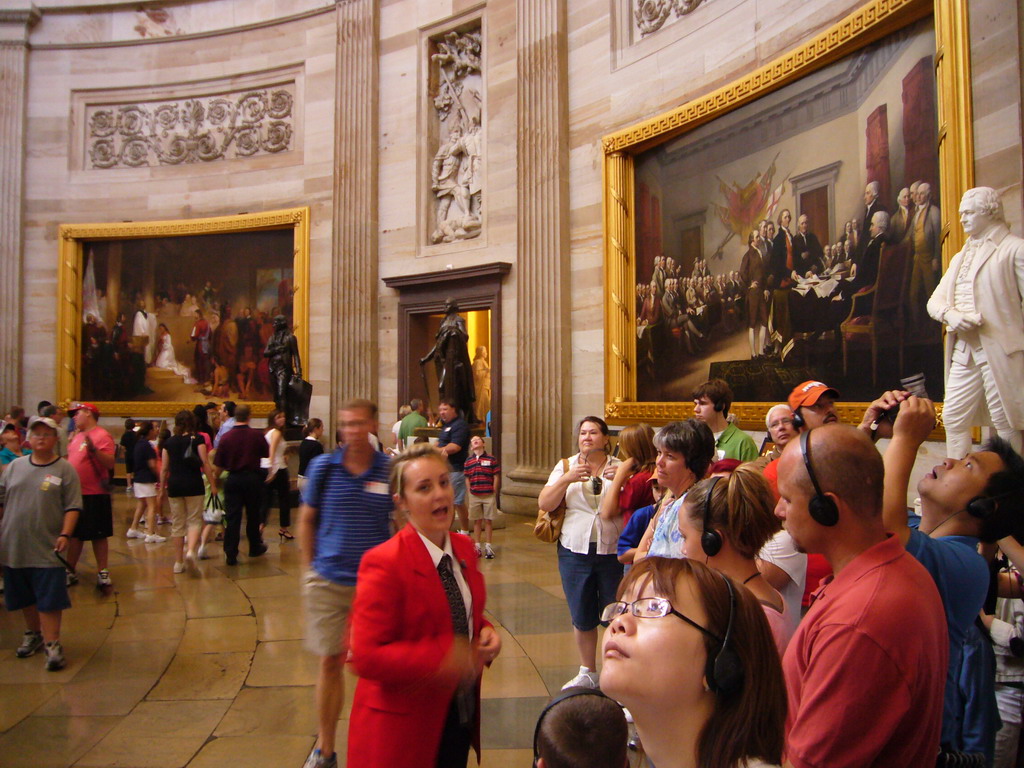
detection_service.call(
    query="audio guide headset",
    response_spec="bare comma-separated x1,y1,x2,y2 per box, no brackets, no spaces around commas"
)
966,491,1014,520
799,430,839,527
705,570,744,697
790,407,805,430
700,476,724,558
532,687,617,767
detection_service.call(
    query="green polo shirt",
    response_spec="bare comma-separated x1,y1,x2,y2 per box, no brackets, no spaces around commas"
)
716,422,758,462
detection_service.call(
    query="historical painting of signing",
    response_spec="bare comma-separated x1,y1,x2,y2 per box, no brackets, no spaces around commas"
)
76,228,296,406
633,17,944,405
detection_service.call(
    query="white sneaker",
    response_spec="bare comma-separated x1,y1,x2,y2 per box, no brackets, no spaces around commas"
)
96,570,113,588
474,543,483,556
197,544,208,560
126,528,145,539
562,666,600,690
172,562,186,574
484,543,495,559
144,533,166,543
458,530,470,537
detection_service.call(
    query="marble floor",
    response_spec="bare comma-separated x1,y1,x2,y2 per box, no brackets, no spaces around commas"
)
0,493,595,768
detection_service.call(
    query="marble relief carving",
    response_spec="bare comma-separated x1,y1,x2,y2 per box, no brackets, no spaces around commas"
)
85,88,294,169
634,0,708,37
429,28,483,244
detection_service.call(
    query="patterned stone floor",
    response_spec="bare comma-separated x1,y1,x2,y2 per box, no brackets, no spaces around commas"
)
0,492,589,767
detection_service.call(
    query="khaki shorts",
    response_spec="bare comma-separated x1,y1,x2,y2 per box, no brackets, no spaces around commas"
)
468,491,497,521
303,570,356,657
168,495,204,538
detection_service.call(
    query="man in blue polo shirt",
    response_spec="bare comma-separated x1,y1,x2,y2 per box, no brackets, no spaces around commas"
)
298,399,393,768
436,397,471,534
882,393,1024,763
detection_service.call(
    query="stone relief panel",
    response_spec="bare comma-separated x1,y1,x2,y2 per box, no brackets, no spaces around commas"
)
84,86,295,169
634,0,709,37
428,26,483,245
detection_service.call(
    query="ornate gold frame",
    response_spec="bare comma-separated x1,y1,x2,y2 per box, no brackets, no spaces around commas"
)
602,0,972,430
57,207,311,418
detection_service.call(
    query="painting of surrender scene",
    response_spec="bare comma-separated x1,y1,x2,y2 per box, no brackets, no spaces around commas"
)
634,18,945,404
79,230,294,403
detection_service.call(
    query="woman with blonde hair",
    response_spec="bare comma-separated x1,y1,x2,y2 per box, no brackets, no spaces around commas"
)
601,557,786,768
677,466,792,651
599,423,656,528
347,443,501,768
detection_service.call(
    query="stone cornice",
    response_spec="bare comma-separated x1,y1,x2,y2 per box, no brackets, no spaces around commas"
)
382,262,512,290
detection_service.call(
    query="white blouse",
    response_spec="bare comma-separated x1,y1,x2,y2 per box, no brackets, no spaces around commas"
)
544,452,621,556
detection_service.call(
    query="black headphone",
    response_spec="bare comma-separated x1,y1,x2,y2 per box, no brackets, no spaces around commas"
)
532,687,617,767
706,571,744,697
790,406,805,430
800,430,839,527
700,476,724,558
966,490,1015,519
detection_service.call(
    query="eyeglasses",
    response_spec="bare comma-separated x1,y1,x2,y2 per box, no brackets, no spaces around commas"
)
601,597,721,641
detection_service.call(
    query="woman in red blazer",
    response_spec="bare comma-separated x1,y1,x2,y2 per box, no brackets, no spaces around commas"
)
347,444,502,768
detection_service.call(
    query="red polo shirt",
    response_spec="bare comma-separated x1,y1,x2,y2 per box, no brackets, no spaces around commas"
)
783,534,947,768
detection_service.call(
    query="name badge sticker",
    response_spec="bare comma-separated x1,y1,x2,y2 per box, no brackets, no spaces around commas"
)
44,475,63,486
365,481,389,495
481,461,491,467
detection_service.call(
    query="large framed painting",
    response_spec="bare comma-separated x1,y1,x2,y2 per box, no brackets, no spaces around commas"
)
602,0,974,428
57,208,310,417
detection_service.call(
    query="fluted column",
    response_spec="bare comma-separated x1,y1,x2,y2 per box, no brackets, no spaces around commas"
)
507,0,570,502
0,4,38,409
330,0,379,413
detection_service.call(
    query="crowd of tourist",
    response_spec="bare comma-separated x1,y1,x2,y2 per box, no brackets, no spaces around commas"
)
2,372,1024,768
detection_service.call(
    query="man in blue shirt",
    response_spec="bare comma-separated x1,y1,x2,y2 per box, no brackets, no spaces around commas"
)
883,393,1024,762
435,397,471,534
298,399,393,768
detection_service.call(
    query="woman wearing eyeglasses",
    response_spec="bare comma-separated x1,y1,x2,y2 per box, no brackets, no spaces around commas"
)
677,468,792,652
538,416,621,690
600,557,786,768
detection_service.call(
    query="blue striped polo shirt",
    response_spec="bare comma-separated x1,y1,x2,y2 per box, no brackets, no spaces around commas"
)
302,446,394,586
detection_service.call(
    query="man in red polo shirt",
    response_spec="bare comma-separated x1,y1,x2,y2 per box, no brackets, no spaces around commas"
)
65,402,115,589
776,425,946,768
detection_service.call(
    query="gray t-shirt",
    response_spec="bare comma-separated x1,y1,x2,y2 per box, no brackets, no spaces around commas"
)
0,455,83,568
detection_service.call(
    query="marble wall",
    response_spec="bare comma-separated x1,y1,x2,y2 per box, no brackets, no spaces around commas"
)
9,0,1023,510
19,5,339,420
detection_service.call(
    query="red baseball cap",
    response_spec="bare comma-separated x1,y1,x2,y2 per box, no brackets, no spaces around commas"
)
788,381,840,411
68,402,100,418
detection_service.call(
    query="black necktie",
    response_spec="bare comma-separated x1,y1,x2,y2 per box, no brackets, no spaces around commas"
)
438,554,469,636
438,553,474,727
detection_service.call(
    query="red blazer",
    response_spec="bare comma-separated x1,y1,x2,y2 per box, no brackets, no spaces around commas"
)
347,525,491,768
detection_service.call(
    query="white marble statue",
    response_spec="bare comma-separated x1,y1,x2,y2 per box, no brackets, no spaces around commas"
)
927,186,1024,457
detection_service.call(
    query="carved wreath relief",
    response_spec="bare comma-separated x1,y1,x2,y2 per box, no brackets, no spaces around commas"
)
429,28,483,244
85,87,294,169
634,0,708,37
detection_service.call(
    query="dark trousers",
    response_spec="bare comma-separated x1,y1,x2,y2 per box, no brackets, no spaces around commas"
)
435,695,472,768
223,470,263,558
260,467,291,528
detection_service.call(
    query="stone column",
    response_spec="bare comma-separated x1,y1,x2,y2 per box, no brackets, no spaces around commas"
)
330,0,379,416
505,0,570,513
0,4,38,408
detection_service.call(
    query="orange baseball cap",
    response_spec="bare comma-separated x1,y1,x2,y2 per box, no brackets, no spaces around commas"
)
788,381,840,411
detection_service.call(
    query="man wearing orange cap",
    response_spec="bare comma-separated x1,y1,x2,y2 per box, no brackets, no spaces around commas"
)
65,403,115,589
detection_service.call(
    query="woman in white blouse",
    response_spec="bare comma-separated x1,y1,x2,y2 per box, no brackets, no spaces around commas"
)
538,416,621,691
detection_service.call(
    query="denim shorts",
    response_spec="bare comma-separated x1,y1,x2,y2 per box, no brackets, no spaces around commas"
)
3,566,71,613
557,542,624,632
449,471,467,506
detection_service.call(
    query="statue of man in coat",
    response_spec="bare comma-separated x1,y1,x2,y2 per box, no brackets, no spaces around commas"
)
927,186,1024,458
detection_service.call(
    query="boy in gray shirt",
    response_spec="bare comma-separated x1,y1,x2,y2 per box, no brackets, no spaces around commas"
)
0,416,82,670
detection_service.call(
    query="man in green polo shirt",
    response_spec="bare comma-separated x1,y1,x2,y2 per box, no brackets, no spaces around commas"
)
396,398,428,445
692,378,758,461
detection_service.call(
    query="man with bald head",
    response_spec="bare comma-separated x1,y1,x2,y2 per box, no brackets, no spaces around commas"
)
776,425,947,768
859,180,887,248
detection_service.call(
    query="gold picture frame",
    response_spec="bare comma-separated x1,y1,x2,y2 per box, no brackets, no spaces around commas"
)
57,207,310,418
602,0,972,432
